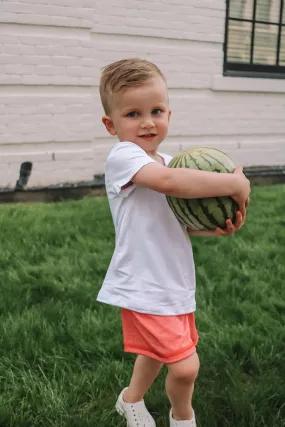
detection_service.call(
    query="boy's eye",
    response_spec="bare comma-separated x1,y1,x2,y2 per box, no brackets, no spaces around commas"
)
152,109,162,115
127,111,138,118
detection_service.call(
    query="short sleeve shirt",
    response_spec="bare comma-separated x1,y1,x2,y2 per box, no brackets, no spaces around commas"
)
96,141,196,315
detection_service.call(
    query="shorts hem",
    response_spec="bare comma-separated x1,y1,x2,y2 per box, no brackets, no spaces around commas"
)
124,345,197,364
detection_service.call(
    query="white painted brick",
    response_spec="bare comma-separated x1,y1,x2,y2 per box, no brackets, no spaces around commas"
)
19,46,37,55
20,75,50,84
21,134,55,143
0,75,22,84
92,33,221,89
0,134,23,144
0,167,11,187
80,58,96,67
5,64,35,74
0,35,18,44
27,169,95,187
0,163,10,174
22,55,51,65
92,0,225,43
4,4,89,20
0,26,95,85
36,65,65,76
1,152,52,163
19,0,93,6
239,140,285,150
0,141,92,154
51,131,94,142
3,44,22,54
93,24,223,44
1,91,95,149
65,47,93,57
31,160,95,174
0,54,20,63
51,56,81,67
94,5,223,28
66,67,94,77
54,149,94,161
0,3,93,28
49,76,94,85
226,149,285,167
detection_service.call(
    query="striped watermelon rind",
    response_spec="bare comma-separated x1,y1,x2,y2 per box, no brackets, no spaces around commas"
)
166,147,238,230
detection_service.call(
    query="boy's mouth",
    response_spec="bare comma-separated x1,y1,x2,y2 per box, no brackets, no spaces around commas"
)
139,133,157,139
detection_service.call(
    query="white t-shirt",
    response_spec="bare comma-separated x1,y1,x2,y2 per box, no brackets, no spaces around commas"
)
96,141,196,315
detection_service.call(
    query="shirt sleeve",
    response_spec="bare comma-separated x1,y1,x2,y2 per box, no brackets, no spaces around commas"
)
159,152,173,166
106,141,158,197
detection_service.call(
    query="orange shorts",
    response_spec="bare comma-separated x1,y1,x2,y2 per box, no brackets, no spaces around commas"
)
121,309,199,364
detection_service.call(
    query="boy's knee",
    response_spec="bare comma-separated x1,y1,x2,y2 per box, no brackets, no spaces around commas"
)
167,352,200,384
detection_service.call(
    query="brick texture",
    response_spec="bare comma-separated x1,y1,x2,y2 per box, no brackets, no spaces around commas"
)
0,1,93,27
93,0,225,43
0,24,95,85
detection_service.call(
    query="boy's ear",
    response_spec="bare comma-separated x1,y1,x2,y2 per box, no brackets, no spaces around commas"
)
102,115,117,136
168,110,172,121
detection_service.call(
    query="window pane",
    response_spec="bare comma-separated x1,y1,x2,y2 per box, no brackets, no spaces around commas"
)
227,20,252,62
243,0,254,19
268,0,281,22
229,0,254,20
280,27,285,65
256,0,272,22
229,0,246,19
253,23,278,64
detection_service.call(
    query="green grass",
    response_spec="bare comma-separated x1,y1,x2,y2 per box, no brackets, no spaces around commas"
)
0,185,284,427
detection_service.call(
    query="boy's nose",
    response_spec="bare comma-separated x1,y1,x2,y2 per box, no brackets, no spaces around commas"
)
141,117,155,129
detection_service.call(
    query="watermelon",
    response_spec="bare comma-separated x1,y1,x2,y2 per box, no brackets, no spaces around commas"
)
166,147,239,231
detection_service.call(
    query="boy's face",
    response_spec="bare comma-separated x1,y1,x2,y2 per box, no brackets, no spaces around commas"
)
102,76,171,155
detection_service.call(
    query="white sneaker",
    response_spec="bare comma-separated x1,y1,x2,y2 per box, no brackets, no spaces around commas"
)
169,408,196,427
115,388,156,427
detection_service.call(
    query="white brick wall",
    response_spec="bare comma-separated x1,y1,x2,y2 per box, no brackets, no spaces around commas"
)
1,93,95,144
91,33,223,89
0,0,285,189
93,0,225,43
0,24,96,85
0,1,93,27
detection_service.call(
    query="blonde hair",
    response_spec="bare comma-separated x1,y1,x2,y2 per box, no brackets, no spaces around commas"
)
99,58,167,114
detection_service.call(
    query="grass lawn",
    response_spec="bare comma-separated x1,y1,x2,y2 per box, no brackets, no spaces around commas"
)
0,184,284,427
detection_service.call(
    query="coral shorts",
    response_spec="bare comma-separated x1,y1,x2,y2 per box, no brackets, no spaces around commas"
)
121,309,199,364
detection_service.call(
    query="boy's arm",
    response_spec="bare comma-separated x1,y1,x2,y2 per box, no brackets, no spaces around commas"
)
132,163,250,215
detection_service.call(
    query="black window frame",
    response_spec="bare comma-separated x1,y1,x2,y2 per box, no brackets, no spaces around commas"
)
224,0,285,79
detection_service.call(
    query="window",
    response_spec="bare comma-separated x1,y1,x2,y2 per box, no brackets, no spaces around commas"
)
224,0,285,78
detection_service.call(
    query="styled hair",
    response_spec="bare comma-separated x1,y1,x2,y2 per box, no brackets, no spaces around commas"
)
99,58,166,114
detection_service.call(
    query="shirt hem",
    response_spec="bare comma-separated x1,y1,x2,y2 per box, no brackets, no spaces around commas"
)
96,295,196,316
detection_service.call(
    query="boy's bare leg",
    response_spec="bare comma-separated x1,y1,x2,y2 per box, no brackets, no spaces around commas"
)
165,352,200,420
123,355,163,403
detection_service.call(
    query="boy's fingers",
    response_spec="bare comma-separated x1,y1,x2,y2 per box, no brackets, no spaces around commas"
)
234,165,243,174
216,227,226,236
236,211,244,227
239,203,246,217
225,220,235,234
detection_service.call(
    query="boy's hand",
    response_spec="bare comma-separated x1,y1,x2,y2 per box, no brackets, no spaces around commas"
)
232,166,251,216
187,210,245,237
